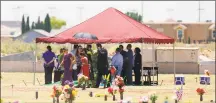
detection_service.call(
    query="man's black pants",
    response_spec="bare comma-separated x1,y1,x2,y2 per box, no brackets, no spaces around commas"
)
44,66,54,84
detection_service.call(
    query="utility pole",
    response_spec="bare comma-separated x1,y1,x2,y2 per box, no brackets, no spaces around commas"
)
77,7,84,23
141,1,144,23
198,1,204,22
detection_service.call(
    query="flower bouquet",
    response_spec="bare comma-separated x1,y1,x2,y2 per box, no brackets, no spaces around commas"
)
139,96,149,103
102,74,110,88
60,84,78,103
149,92,158,103
108,87,118,101
77,74,88,89
174,87,183,103
196,88,205,101
204,70,210,76
51,85,62,103
115,76,125,100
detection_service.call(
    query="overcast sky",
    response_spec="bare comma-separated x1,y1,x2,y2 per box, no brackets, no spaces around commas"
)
1,1,215,28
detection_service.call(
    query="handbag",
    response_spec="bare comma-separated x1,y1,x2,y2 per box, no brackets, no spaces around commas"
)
72,64,77,70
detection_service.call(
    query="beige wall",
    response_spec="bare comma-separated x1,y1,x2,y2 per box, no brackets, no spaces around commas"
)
144,22,214,43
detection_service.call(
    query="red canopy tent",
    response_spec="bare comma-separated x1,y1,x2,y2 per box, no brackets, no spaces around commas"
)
35,7,176,85
36,7,174,44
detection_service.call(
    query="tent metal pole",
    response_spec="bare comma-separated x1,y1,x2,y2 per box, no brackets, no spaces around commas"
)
152,40,155,85
141,39,144,83
173,42,176,85
34,43,37,85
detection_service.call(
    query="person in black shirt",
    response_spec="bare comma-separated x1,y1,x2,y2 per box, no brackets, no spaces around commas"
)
133,47,142,85
95,44,109,88
119,45,127,83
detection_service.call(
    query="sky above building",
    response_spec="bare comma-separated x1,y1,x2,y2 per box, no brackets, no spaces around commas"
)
1,1,215,28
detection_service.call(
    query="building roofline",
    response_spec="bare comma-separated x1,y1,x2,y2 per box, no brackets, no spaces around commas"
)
144,22,214,24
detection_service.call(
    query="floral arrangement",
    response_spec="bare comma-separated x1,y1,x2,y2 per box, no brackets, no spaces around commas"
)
204,70,210,76
107,87,117,96
51,85,62,100
174,87,183,102
102,74,110,88
149,92,158,103
59,81,77,103
139,96,149,103
196,88,205,95
77,74,88,87
114,76,125,100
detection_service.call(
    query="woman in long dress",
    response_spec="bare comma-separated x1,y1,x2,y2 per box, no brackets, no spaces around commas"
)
61,48,76,86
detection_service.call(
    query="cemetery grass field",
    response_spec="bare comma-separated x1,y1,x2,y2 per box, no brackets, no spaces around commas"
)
1,73,215,103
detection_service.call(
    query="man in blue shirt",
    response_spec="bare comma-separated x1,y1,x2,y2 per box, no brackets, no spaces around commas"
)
111,48,123,76
42,46,56,84
71,44,78,56
125,44,133,85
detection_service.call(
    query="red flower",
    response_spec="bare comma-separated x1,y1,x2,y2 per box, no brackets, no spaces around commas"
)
196,88,205,95
64,89,68,92
53,86,57,91
119,88,124,93
108,87,113,94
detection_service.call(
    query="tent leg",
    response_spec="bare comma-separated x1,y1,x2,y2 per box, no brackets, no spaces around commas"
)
34,43,37,85
173,42,175,85
152,41,155,85
141,42,144,84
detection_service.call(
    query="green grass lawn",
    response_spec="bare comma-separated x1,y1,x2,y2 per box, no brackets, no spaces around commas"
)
1,72,215,103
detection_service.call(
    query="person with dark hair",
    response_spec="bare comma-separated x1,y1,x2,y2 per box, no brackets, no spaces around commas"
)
61,48,76,86
133,47,142,85
54,48,64,82
42,45,56,84
111,48,123,76
125,44,133,85
80,53,90,79
73,45,82,80
119,45,127,83
95,44,109,88
86,45,94,80
71,44,78,56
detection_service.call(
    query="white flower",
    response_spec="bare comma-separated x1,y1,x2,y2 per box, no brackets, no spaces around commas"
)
142,96,149,102
65,93,70,98
59,94,65,100
172,95,177,100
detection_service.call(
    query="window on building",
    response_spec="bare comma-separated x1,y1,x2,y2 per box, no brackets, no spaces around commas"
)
156,28,164,33
212,30,216,39
177,29,183,39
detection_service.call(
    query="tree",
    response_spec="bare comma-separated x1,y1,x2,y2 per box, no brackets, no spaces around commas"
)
25,16,30,32
35,16,41,29
44,14,51,32
188,37,191,44
125,11,142,23
50,16,66,29
21,15,26,34
31,22,35,29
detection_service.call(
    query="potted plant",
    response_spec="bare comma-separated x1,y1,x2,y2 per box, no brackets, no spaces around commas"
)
51,85,62,103
196,88,205,101
102,74,110,88
149,92,158,103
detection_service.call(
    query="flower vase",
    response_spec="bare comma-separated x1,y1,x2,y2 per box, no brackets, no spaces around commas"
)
120,92,123,100
89,91,93,97
113,95,116,101
68,100,73,103
82,84,86,90
103,81,107,89
53,98,55,103
56,98,59,103
175,100,178,103
200,95,203,101
152,101,156,103
104,95,107,101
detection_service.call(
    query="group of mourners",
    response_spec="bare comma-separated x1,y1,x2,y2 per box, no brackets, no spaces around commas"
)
42,43,142,88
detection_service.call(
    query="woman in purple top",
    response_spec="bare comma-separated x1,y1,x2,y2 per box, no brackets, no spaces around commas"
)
61,48,76,86
42,46,56,84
